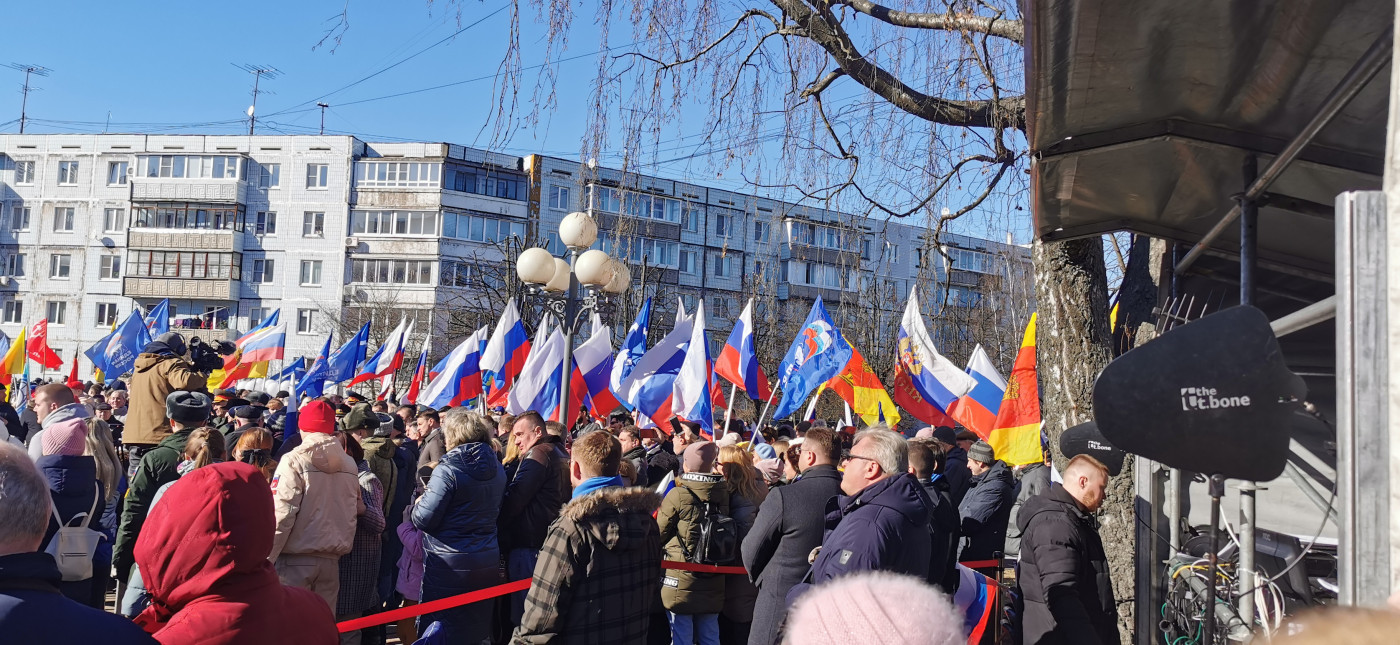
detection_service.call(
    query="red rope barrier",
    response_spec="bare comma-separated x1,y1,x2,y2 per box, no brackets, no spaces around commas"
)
337,558,1004,632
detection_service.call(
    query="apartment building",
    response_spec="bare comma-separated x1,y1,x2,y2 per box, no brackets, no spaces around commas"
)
0,134,1029,378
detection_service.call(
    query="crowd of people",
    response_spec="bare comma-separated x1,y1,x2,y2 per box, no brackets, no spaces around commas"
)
0,331,1134,644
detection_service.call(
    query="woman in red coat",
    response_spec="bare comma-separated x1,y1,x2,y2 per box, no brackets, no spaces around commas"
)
133,461,338,644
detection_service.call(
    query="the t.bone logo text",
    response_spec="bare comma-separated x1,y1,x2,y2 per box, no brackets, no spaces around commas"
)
1180,386,1251,411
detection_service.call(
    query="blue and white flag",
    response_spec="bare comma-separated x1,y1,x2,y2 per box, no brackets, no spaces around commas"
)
771,297,854,420
144,299,170,337
104,310,153,378
298,336,334,399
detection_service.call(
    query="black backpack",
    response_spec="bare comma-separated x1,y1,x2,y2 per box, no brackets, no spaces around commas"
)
680,487,737,566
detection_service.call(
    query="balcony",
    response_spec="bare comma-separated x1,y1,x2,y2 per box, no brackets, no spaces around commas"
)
130,179,245,204
123,277,238,301
127,229,243,253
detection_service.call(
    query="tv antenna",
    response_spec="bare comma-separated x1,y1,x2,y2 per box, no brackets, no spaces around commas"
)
5,63,52,134
316,102,329,135
234,64,280,135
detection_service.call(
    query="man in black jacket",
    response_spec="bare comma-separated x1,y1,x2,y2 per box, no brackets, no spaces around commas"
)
1017,455,1117,645
909,439,960,593
501,411,570,624
618,425,648,487
740,427,844,645
930,426,972,506
958,440,1016,566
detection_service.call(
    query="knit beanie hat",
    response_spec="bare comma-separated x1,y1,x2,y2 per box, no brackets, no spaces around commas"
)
931,426,957,446
784,572,965,645
166,391,211,425
300,400,336,435
682,441,718,473
968,439,995,464
42,420,89,457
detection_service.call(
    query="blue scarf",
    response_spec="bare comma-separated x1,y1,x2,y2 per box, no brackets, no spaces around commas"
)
572,475,624,499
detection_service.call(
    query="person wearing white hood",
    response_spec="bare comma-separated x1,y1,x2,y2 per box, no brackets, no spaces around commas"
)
25,384,92,461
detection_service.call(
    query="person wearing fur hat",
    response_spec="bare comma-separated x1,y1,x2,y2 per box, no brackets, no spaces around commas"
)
36,417,108,607
657,440,729,645
783,572,965,645
113,391,211,584
512,430,662,644
269,398,364,613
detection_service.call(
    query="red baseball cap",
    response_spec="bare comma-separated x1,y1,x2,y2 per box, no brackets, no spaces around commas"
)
300,400,336,435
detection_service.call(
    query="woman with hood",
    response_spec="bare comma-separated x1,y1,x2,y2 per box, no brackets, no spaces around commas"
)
411,408,506,644
134,461,338,644
36,418,106,607
336,432,386,644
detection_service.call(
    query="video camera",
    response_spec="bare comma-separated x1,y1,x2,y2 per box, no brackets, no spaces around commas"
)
187,336,237,372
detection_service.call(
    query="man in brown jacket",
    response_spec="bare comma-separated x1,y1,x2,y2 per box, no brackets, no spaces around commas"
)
268,398,364,612
124,333,208,471
513,430,662,645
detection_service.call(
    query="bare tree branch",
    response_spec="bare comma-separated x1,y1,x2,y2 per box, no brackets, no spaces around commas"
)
830,0,1022,43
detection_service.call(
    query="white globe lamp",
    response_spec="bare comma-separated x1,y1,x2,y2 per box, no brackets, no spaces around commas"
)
544,258,572,292
516,248,558,285
558,211,598,249
575,249,614,287
602,260,632,294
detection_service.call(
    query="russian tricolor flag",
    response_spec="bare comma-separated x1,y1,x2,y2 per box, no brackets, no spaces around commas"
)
239,325,287,364
617,299,692,430
946,345,1007,440
571,315,623,421
402,335,432,405
507,320,565,420
891,293,975,424
609,297,652,400
420,327,489,409
350,318,412,387
672,301,714,431
715,298,772,402
482,298,531,408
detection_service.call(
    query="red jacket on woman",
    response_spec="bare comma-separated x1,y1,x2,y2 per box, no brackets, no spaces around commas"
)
134,462,338,644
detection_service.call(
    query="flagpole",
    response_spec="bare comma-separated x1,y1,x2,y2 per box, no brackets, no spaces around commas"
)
721,382,736,439
756,386,778,429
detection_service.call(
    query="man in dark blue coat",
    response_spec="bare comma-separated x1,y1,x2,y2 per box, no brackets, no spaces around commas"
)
0,442,156,644
958,440,1016,566
908,438,960,593
740,428,844,645
793,429,933,601
931,426,973,506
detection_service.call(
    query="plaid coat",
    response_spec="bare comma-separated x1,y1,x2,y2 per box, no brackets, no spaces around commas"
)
512,486,663,645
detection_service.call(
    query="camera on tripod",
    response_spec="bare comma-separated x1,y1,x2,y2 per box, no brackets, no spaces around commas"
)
187,336,237,372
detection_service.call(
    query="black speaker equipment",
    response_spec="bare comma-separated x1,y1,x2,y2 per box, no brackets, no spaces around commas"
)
1059,421,1126,476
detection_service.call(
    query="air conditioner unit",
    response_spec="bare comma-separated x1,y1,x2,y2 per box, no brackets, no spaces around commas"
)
344,236,359,248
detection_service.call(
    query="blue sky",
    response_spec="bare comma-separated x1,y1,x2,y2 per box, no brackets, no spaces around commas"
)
3,0,1030,241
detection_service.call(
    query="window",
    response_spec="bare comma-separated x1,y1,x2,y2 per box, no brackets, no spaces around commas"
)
107,161,128,186
302,211,325,237
53,207,75,232
99,255,120,280
124,251,242,279
95,303,118,328
131,205,243,231
2,301,21,324
253,211,277,235
103,208,125,233
945,247,996,274
713,254,732,277
349,259,436,285
683,207,700,233
6,253,24,277
49,254,71,279
299,260,322,286
251,259,275,283
355,161,443,189
443,165,525,199
754,221,770,243
297,309,315,334
58,161,79,185
679,250,697,274
548,186,570,210
258,163,281,188
349,210,442,236
249,307,270,329
714,213,731,237
47,301,67,325
305,163,329,188
137,155,241,179
9,206,30,231
14,161,34,185
597,233,680,268
585,185,684,223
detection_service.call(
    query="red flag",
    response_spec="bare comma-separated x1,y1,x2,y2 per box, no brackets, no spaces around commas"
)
28,319,63,369
66,348,81,387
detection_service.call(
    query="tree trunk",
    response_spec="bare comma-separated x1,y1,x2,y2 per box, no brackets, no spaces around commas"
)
1033,237,1134,643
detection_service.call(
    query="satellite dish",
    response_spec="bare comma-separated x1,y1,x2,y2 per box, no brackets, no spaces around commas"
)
1059,421,1126,476
246,105,255,117
1092,306,1303,482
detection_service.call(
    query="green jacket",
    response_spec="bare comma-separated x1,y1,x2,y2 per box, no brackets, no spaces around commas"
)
113,426,195,580
657,472,730,615
360,435,398,516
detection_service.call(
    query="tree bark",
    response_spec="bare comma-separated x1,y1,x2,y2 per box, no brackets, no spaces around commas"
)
1033,237,1135,643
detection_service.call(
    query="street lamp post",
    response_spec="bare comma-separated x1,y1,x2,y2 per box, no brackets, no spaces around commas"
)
516,212,631,421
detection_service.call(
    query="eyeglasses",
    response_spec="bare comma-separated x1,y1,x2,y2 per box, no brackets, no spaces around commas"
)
841,454,879,468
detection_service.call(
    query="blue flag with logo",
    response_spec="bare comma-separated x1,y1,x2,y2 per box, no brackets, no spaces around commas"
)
104,310,153,378
326,322,371,384
144,299,170,337
84,330,116,381
298,335,334,399
771,297,854,420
